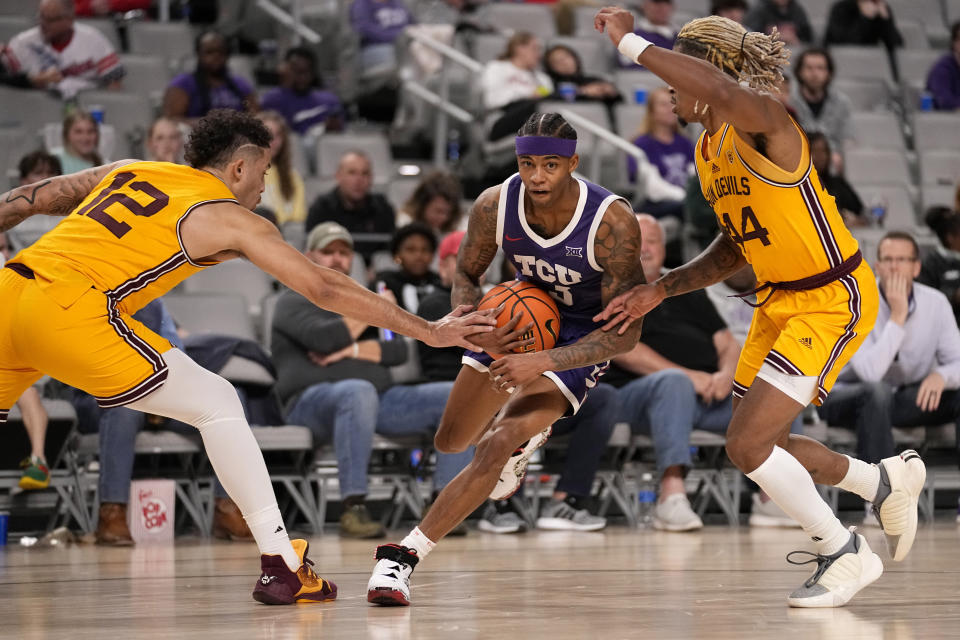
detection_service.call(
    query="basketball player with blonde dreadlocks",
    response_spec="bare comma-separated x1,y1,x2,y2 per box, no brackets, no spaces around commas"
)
595,8,926,608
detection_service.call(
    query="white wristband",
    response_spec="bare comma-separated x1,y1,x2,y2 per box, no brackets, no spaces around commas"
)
352,343,359,358
618,32,654,64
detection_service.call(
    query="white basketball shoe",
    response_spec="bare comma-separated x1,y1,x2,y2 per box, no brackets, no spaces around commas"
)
489,426,552,501
367,544,419,606
786,528,884,608
872,449,926,562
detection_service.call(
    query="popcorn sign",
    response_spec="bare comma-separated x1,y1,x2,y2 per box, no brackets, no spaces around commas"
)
128,479,175,543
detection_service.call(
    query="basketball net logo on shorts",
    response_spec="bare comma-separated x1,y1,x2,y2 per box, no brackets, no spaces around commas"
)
513,255,582,307
138,488,169,533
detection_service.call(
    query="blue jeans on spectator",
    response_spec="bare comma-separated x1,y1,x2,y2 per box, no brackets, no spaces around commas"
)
550,382,619,497
286,379,379,500
376,382,473,491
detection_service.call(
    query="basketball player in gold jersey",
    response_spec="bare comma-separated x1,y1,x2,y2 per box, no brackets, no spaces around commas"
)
0,109,497,605
595,8,926,607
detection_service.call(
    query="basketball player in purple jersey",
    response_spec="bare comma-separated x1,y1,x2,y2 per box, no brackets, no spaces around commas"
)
366,113,646,606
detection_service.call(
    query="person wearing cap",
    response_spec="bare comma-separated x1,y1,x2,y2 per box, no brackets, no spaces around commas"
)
272,222,473,539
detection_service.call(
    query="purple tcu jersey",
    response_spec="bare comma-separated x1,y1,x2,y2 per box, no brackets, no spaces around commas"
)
495,173,627,332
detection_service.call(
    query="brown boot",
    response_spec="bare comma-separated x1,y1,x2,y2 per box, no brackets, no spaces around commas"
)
212,497,255,541
95,502,134,546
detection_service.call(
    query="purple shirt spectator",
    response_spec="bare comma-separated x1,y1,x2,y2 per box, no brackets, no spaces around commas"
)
350,0,414,46
168,72,255,118
627,134,695,186
261,87,345,135
926,53,960,111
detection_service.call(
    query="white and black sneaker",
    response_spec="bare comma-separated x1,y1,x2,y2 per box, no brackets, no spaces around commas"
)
872,450,926,562
536,499,606,531
367,544,419,606
786,528,883,608
489,426,552,501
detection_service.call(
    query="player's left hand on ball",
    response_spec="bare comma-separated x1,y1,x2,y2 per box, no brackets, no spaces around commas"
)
429,304,498,351
488,353,548,392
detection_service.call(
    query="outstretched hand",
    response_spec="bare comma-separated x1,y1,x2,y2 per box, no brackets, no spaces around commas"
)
427,304,499,351
592,282,666,335
594,6,636,47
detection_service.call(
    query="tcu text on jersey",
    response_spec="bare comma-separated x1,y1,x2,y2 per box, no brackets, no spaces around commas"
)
512,254,581,306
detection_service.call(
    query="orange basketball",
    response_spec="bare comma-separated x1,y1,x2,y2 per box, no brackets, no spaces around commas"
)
477,280,561,359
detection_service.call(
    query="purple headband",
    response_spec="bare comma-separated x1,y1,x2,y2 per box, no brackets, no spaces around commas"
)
515,136,577,158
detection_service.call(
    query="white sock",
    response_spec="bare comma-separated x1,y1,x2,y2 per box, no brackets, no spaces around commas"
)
244,505,301,571
835,455,881,502
747,446,851,556
127,349,299,571
400,527,436,560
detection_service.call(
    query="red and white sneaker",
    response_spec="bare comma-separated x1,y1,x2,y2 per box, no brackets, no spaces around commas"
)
367,544,419,606
489,426,552,501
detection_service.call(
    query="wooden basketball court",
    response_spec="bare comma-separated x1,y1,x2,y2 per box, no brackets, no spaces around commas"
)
1,524,957,639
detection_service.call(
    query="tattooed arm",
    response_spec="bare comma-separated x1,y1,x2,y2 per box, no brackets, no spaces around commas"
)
452,185,501,308
594,231,746,334
0,160,134,233
488,201,646,387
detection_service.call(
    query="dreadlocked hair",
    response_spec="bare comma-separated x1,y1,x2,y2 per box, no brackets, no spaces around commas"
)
517,112,577,140
675,16,789,93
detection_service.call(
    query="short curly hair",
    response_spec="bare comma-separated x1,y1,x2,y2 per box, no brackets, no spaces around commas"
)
184,109,272,169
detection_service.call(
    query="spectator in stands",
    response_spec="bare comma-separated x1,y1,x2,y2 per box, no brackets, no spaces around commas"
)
711,0,748,24
54,110,102,174
919,206,960,323
543,44,621,108
144,117,185,164
87,299,255,545
618,0,678,69
257,111,307,226
396,170,464,235
825,0,903,50
808,132,865,226
349,0,415,73
0,232,52,491
376,223,443,313
163,30,258,122
416,231,616,532
481,32,553,141
925,21,960,112
274,223,468,538
744,0,813,45
1,42,59,88
820,231,960,524
792,48,854,173
607,215,742,531
260,46,345,135
5,151,62,252
6,0,124,98
627,87,694,222
305,150,396,265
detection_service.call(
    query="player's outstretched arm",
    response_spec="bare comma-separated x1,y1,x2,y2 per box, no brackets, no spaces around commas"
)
595,7,791,136
0,160,134,233
185,205,497,351
488,201,646,388
595,231,746,333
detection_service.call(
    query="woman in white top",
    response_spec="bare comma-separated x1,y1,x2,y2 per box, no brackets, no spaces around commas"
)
480,32,553,140
257,110,307,226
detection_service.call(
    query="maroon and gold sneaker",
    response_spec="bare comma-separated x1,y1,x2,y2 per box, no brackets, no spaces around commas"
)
252,539,337,605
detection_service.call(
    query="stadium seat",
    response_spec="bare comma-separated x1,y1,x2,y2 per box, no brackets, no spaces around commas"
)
851,112,906,150
0,86,66,139
127,20,196,59
844,148,912,187
481,3,556,41
920,150,960,186
181,259,276,319
921,184,957,210
117,54,173,101
897,49,943,109
897,20,930,50
0,15,30,43
387,176,419,212
801,0,836,23
913,112,960,151
614,70,668,105
547,36,612,77
162,293,257,341
0,127,31,185
613,102,647,139
76,90,154,148
471,32,508,65
0,0,35,15
832,79,892,112
830,46,895,86
851,182,917,229
315,132,393,185
950,0,960,23
888,0,950,46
